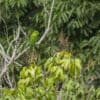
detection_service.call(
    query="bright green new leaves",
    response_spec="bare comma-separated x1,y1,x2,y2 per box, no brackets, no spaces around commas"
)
2,51,100,100
19,65,43,87
1,51,82,100
29,31,39,46
45,51,82,78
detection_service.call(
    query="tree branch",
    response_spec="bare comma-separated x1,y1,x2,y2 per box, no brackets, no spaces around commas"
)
0,26,29,79
36,0,55,45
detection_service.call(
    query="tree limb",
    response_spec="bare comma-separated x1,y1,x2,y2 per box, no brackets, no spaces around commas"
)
0,26,29,79
36,0,55,45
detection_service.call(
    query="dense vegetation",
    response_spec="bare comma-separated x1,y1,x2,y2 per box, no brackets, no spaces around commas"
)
0,0,100,99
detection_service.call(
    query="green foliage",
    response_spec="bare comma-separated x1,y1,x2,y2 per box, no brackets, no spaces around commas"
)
33,0,100,36
80,33,100,55
1,51,82,100
45,51,81,78
80,33,100,78
0,0,100,99
1,0,100,36
1,51,100,100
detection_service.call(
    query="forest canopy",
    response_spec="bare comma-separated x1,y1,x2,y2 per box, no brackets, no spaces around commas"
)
0,0,100,100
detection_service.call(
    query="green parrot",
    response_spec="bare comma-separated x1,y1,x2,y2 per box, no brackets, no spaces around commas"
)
29,31,39,46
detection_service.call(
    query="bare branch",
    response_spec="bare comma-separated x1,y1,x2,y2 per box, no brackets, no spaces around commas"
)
57,90,62,100
42,0,49,15
7,26,20,55
0,44,9,62
4,72,13,88
15,46,30,60
36,0,55,45
0,26,29,79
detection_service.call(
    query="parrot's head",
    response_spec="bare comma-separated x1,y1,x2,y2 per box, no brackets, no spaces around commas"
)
32,31,39,36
